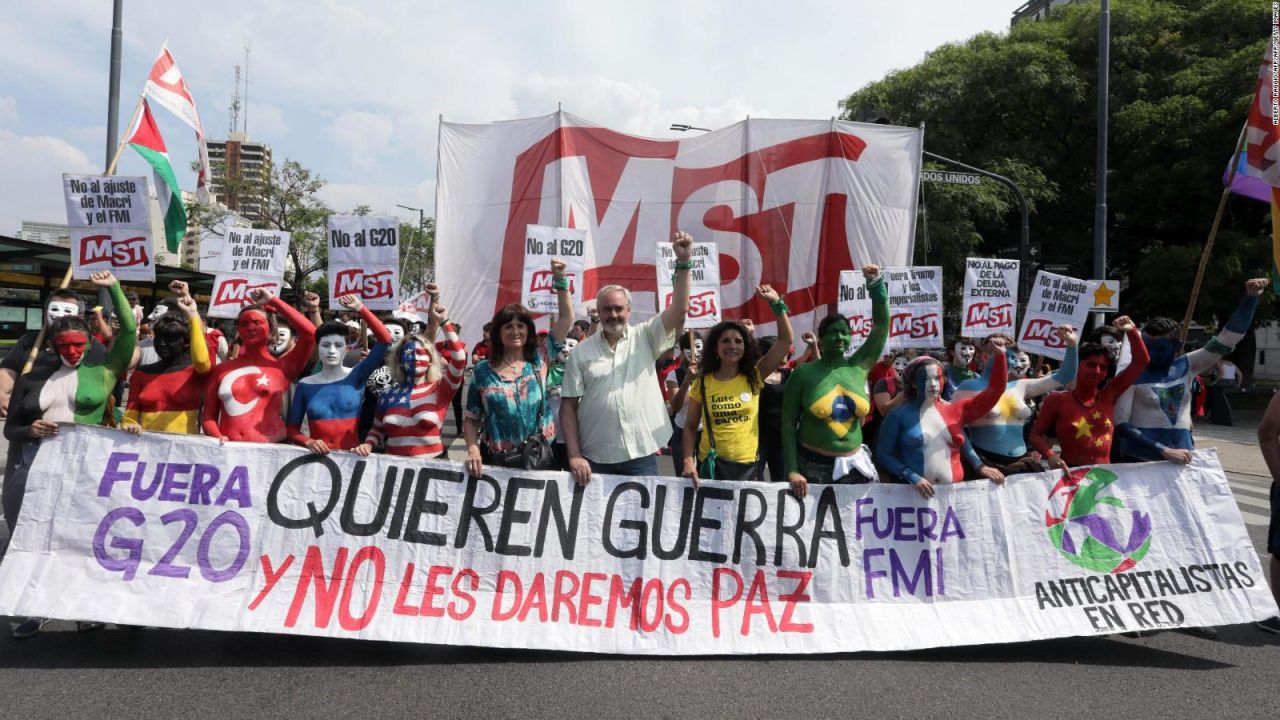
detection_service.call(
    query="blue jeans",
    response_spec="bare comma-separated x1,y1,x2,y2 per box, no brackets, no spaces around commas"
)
588,454,659,477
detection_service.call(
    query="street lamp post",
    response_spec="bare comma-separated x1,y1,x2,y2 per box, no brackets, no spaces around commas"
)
923,151,1032,306
670,124,711,133
396,203,428,292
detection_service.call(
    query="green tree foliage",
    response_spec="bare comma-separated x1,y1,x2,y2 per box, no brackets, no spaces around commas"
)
839,0,1271,331
399,217,436,295
188,158,332,304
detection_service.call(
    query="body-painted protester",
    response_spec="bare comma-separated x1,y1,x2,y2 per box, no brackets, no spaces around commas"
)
876,338,1008,499
463,259,574,476
1115,278,1268,462
781,265,887,498
560,231,695,486
682,285,794,483
0,290,107,417
954,327,1079,475
356,318,407,443
941,337,977,401
122,282,211,434
201,290,318,443
287,295,392,453
1029,317,1150,469
4,270,134,529
355,303,466,458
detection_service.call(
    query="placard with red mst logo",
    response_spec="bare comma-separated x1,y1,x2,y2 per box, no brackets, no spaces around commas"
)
656,241,721,329
882,266,943,350
207,228,291,319
63,174,155,282
327,215,400,311
1018,270,1093,361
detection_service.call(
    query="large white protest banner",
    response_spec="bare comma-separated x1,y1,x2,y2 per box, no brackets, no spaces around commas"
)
1019,271,1094,361
837,270,878,353
883,267,943,349
328,215,400,311
1,426,1272,655
208,228,291,319
656,241,721,329
436,112,922,344
63,174,155,282
520,224,587,314
961,258,1019,337
197,214,252,274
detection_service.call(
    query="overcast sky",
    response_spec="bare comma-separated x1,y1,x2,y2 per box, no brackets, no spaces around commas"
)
0,0,1021,235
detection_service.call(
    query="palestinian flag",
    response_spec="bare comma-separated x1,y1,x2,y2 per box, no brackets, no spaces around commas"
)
127,99,186,252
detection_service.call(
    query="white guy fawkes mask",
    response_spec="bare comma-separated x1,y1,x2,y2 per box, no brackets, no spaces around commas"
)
271,326,294,355
387,324,405,343
46,300,80,325
892,355,910,376
1100,334,1121,356
1012,352,1032,379
952,341,976,367
148,304,170,323
683,337,703,363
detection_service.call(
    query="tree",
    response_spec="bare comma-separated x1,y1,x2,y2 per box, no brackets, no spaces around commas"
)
399,217,435,295
838,0,1272,333
187,157,332,303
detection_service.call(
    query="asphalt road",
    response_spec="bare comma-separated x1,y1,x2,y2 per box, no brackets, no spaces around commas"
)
0,419,1276,719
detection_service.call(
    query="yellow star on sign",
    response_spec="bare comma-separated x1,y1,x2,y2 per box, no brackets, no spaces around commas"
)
1072,416,1094,439
1092,282,1116,308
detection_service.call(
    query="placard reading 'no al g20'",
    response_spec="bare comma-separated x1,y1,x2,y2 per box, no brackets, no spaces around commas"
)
837,270,876,354
656,241,721,329
520,225,587,314
63,174,155,282
207,228,291,319
0,425,1272,655
328,215,400,311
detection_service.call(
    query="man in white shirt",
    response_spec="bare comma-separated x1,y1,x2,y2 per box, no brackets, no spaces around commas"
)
561,231,695,484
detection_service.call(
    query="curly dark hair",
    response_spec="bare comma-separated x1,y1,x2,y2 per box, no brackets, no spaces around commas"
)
314,321,350,343
699,320,761,393
47,315,91,342
817,312,851,339
1142,317,1179,338
488,303,538,363
1076,342,1118,382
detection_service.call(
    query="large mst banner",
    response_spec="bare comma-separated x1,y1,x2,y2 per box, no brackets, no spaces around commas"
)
0,426,1274,655
435,112,923,339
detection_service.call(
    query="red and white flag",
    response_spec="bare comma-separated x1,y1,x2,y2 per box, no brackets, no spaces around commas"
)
143,42,212,203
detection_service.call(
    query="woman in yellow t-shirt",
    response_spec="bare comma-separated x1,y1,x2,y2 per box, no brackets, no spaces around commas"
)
681,285,794,482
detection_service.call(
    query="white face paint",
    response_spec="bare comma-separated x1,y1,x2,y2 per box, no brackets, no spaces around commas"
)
271,326,293,354
317,334,347,368
953,341,976,367
683,338,703,363
46,301,79,325
1100,334,1121,354
387,324,405,343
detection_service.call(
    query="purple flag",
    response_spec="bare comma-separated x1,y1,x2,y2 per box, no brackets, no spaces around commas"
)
1225,152,1271,203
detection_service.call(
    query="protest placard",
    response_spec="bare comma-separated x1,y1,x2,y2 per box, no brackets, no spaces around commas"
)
655,241,721,329
1019,270,1094,360
837,270,878,354
520,225,587,314
207,228,291,318
961,258,1019,337
883,266,943,349
63,174,155,282
328,215,400,311
197,215,252,274
0,426,1272,655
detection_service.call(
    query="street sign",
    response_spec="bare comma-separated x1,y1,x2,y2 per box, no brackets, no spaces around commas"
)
1088,279,1121,313
921,170,983,185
